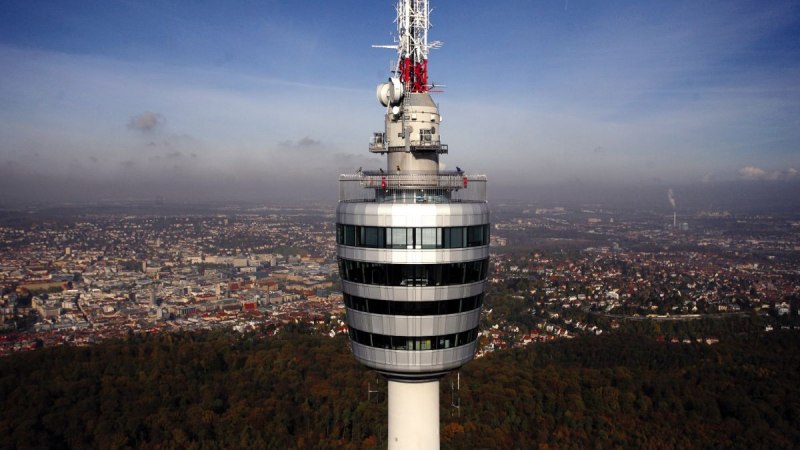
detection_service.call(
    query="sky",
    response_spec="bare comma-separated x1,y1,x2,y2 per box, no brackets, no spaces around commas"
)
1,0,799,205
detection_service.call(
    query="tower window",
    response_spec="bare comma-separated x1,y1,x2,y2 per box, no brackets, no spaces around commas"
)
338,258,489,286
337,224,489,249
348,327,480,351
344,293,483,315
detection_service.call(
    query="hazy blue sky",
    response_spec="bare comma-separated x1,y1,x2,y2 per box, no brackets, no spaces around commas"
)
1,0,799,204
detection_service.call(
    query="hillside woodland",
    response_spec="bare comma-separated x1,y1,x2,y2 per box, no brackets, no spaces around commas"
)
1,326,799,449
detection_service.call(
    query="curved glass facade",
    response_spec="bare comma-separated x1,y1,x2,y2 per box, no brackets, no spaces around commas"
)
345,293,483,316
338,258,488,286
336,224,489,249
348,326,480,351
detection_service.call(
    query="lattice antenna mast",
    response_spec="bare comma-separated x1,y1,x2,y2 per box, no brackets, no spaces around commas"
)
375,0,442,93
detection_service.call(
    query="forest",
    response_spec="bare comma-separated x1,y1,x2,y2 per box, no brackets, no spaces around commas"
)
1,326,799,449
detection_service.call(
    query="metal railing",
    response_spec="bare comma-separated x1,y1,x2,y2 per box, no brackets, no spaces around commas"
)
339,172,487,203
369,132,448,154
369,132,385,152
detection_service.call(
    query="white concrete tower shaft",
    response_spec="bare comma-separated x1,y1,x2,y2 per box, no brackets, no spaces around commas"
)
388,380,440,450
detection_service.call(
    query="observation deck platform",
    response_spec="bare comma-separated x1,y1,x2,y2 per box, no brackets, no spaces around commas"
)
339,171,487,204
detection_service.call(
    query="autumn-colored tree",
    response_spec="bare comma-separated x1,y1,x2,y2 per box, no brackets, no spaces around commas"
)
1,328,800,448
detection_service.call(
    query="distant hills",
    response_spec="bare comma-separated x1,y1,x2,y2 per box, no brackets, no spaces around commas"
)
491,180,800,214
2,179,800,215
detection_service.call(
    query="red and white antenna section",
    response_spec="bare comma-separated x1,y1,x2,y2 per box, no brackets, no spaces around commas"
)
374,0,442,93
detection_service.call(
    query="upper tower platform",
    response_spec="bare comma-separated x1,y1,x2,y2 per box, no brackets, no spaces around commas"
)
336,0,488,381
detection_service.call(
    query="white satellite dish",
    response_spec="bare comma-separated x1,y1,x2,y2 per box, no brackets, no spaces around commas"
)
378,77,405,107
377,82,392,107
388,77,404,104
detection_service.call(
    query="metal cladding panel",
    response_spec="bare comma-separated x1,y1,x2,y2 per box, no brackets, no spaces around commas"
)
336,202,489,227
346,309,481,335
350,341,478,376
337,246,488,264
341,280,485,301
404,92,437,108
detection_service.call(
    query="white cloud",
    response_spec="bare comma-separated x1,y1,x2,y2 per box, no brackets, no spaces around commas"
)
738,165,799,181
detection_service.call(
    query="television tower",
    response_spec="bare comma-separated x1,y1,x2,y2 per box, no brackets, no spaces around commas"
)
336,1,489,448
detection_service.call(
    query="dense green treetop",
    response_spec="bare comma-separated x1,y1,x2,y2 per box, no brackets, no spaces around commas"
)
1,328,798,449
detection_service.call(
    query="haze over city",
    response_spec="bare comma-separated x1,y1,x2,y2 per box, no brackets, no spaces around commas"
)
1,0,799,206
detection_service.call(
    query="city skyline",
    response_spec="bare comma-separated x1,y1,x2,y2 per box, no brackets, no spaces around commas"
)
2,0,799,204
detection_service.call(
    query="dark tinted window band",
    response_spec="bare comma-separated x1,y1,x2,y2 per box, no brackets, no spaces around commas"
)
338,258,489,286
344,293,483,316
348,326,480,351
336,224,489,249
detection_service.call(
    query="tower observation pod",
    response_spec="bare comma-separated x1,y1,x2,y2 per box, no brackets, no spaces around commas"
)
336,1,489,448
